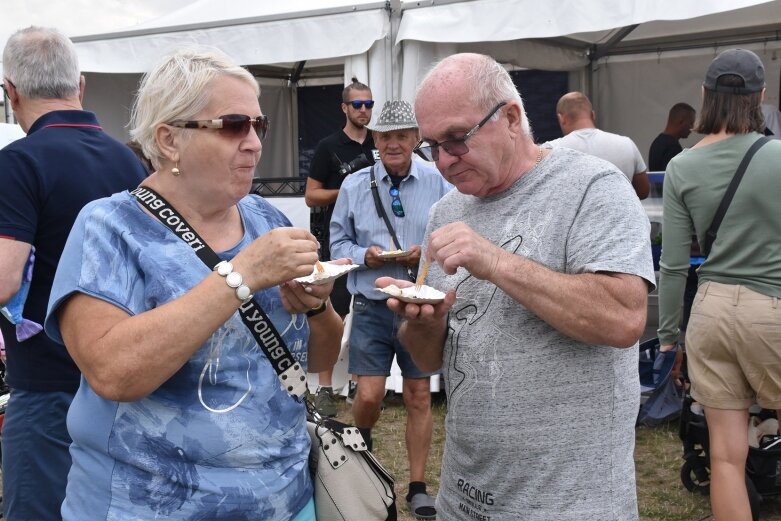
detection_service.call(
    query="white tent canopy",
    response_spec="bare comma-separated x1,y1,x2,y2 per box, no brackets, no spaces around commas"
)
55,0,781,176
396,0,781,159
73,0,390,75
70,0,393,181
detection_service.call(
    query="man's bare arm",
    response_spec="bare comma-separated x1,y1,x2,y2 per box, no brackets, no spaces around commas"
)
0,238,32,304
304,177,340,208
429,222,648,348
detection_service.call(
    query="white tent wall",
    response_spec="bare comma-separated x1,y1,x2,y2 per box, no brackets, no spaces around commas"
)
81,73,139,143
81,74,296,180
70,0,393,180
395,0,780,154
594,42,781,164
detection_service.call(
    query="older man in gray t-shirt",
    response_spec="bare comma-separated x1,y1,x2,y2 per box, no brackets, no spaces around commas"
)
380,54,655,521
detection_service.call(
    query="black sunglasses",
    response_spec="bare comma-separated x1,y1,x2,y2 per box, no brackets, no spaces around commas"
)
389,185,404,217
168,114,269,140
348,100,374,109
414,101,507,162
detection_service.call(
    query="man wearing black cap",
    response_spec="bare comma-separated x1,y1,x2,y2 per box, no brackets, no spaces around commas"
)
658,48,781,521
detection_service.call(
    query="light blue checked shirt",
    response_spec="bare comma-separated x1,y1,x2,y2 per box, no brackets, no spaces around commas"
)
330,159,452,300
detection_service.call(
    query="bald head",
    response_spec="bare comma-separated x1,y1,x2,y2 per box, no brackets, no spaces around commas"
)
413,53,543,198
555,92,595,135
416,53,531,136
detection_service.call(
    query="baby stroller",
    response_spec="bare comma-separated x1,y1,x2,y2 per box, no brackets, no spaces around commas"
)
679,371,781,520
637,338,682,426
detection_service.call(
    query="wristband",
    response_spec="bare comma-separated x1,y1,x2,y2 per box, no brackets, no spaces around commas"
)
306,299,328,318
214,261,253,303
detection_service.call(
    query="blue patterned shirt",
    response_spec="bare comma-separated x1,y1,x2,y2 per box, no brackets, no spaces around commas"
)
45,192,312,520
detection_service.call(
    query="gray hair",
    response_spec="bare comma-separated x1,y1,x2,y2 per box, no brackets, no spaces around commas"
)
130,47,259,170
2,26,80,99
417,53,532,137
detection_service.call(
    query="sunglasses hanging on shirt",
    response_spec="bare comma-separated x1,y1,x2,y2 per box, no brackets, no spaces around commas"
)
388,186,404,218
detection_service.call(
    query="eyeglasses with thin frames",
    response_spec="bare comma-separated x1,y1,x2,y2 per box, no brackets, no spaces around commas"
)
413,101,508,162
168,114,269,140
1,79,14,98
389,185,404,217
348,100,374,110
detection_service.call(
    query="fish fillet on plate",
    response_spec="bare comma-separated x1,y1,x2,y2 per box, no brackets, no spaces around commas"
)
295,261,360,285
376,284,446,304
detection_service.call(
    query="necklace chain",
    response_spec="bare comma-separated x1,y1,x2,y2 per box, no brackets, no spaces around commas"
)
535,146,543,165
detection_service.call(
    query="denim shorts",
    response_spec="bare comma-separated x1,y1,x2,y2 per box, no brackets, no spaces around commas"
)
348,295,433,378
2,388,75,520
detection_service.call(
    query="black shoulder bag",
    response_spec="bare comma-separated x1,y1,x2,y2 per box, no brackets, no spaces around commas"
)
369,166,416,280
701,136,770,256
132,186,396,521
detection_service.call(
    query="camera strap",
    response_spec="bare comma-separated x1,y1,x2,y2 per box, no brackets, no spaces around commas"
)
131,186,308,400
369,166,402,251
369,167,416,281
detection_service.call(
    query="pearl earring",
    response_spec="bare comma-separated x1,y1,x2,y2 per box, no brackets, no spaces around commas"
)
172,162,180,176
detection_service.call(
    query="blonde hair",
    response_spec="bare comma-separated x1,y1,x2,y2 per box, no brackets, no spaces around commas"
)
130,47,259,170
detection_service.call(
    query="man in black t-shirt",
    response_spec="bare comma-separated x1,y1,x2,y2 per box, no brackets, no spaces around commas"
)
648,102,696,171
305,78,377,416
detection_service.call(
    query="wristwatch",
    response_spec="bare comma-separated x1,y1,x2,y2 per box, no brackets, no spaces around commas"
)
306,299,328,318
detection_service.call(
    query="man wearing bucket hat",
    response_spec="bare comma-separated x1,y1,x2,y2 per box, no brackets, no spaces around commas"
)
658,48,781,521
330,99,452,519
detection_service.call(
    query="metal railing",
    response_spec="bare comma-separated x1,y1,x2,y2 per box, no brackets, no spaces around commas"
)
251,176,305,196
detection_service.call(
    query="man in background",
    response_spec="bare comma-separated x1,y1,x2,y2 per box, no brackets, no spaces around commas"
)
304,78,377,417
546,91,650,199
330,100,451,519
648,102,696,171
0,26,147,519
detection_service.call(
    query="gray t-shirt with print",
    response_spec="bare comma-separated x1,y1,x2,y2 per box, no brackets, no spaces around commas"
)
425,147,655,521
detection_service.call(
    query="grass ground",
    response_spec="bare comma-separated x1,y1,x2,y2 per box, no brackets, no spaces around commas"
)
332,393,781,521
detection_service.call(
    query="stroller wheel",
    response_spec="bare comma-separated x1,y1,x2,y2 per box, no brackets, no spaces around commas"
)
681,456,710,494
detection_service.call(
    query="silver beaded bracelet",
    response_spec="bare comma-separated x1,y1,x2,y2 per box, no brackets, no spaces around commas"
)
214,261,253,303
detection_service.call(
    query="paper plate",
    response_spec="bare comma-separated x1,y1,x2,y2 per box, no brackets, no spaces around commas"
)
295,262,360,285
378,249,412,259
376,284,446,304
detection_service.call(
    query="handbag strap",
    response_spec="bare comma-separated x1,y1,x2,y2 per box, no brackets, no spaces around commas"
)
131,186,308,399
369,166,403,251
702,136,770,256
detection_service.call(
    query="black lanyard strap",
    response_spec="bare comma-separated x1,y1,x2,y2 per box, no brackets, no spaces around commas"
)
131,186,308,399
369,166,402,251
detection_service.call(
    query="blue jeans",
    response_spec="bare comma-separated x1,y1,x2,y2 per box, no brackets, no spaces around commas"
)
2,388,74,520
348,296,433,378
